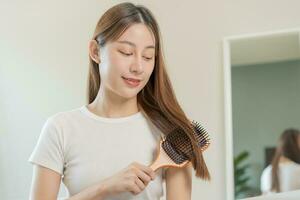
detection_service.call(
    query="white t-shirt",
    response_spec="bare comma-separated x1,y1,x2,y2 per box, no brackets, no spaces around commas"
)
260,162,300,194
28,105,166,200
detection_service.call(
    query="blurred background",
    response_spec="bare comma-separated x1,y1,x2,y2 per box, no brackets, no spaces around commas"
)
1,0,300,199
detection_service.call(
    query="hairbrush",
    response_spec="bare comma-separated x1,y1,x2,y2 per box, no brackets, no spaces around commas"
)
149,120,210,171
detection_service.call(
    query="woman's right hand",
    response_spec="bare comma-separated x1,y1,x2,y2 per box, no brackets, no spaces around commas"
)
100,162,156,197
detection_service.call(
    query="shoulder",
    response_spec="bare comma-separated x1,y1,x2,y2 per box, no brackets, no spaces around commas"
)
38,106,86,138
46,106,85,126
282,162,300,173
261,165,272,179
260,165,272,192
38,106,85,143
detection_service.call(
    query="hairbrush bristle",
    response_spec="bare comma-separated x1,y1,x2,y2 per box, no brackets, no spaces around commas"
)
191,120,210,151
161,120,210,164
161,139,188,164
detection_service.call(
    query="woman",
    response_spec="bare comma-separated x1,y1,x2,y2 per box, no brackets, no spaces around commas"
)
260,128,300,195
28,2,210,200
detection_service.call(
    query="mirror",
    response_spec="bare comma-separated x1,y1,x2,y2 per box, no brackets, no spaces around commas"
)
223,28,300,199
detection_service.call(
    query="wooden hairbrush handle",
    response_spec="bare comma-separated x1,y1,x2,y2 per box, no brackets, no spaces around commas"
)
149,140,189,171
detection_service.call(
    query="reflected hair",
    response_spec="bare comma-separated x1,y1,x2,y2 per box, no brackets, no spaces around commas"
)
271,128,300,192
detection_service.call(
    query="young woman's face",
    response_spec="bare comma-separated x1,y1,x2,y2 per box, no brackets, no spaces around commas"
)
98,23,156,99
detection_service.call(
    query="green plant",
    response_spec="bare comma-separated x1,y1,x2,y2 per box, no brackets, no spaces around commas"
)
234,151,251,199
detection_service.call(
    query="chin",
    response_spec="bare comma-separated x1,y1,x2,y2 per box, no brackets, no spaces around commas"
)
118,90,140,99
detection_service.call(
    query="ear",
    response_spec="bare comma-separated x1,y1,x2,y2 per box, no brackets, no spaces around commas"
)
89,40,100,64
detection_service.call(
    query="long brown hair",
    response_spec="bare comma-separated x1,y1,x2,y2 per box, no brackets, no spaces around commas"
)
271,128,300,192
86,2,210,180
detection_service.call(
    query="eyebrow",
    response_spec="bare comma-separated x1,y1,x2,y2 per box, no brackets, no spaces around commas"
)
116,40,155,49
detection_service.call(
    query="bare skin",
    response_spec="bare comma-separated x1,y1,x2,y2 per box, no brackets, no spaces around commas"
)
279,156,293,163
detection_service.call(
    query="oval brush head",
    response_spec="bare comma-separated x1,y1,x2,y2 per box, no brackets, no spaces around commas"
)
149,120,210,171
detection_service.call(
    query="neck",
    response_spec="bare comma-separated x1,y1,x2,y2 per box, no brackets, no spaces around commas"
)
279,156,292,163
87,86,140,118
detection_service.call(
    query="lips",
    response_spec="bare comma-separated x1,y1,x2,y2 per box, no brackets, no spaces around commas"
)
122,76,141,87
122,77,141,82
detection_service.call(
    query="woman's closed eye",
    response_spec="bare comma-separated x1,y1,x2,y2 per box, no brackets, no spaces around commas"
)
118,50,153,60
142,56,153,61
119,50,132,56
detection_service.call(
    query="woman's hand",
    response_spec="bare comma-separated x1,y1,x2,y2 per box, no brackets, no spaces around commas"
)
101,162,156,197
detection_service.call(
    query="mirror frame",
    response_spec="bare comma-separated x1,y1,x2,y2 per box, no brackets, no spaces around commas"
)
222,27,300,200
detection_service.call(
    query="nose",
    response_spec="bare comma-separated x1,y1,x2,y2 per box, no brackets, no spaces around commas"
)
129,56,144,74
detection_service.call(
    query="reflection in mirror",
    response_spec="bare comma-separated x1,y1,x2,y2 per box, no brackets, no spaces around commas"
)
224,29,300,200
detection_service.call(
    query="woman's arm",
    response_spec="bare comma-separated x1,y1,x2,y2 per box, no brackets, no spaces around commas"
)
29,165,62,200
165,162,192,200
29,165,107,200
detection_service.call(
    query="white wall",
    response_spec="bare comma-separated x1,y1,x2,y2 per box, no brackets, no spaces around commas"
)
1,0,300,199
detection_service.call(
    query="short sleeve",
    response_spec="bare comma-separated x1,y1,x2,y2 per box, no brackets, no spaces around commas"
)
260,166,272,194
28,117,65,175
